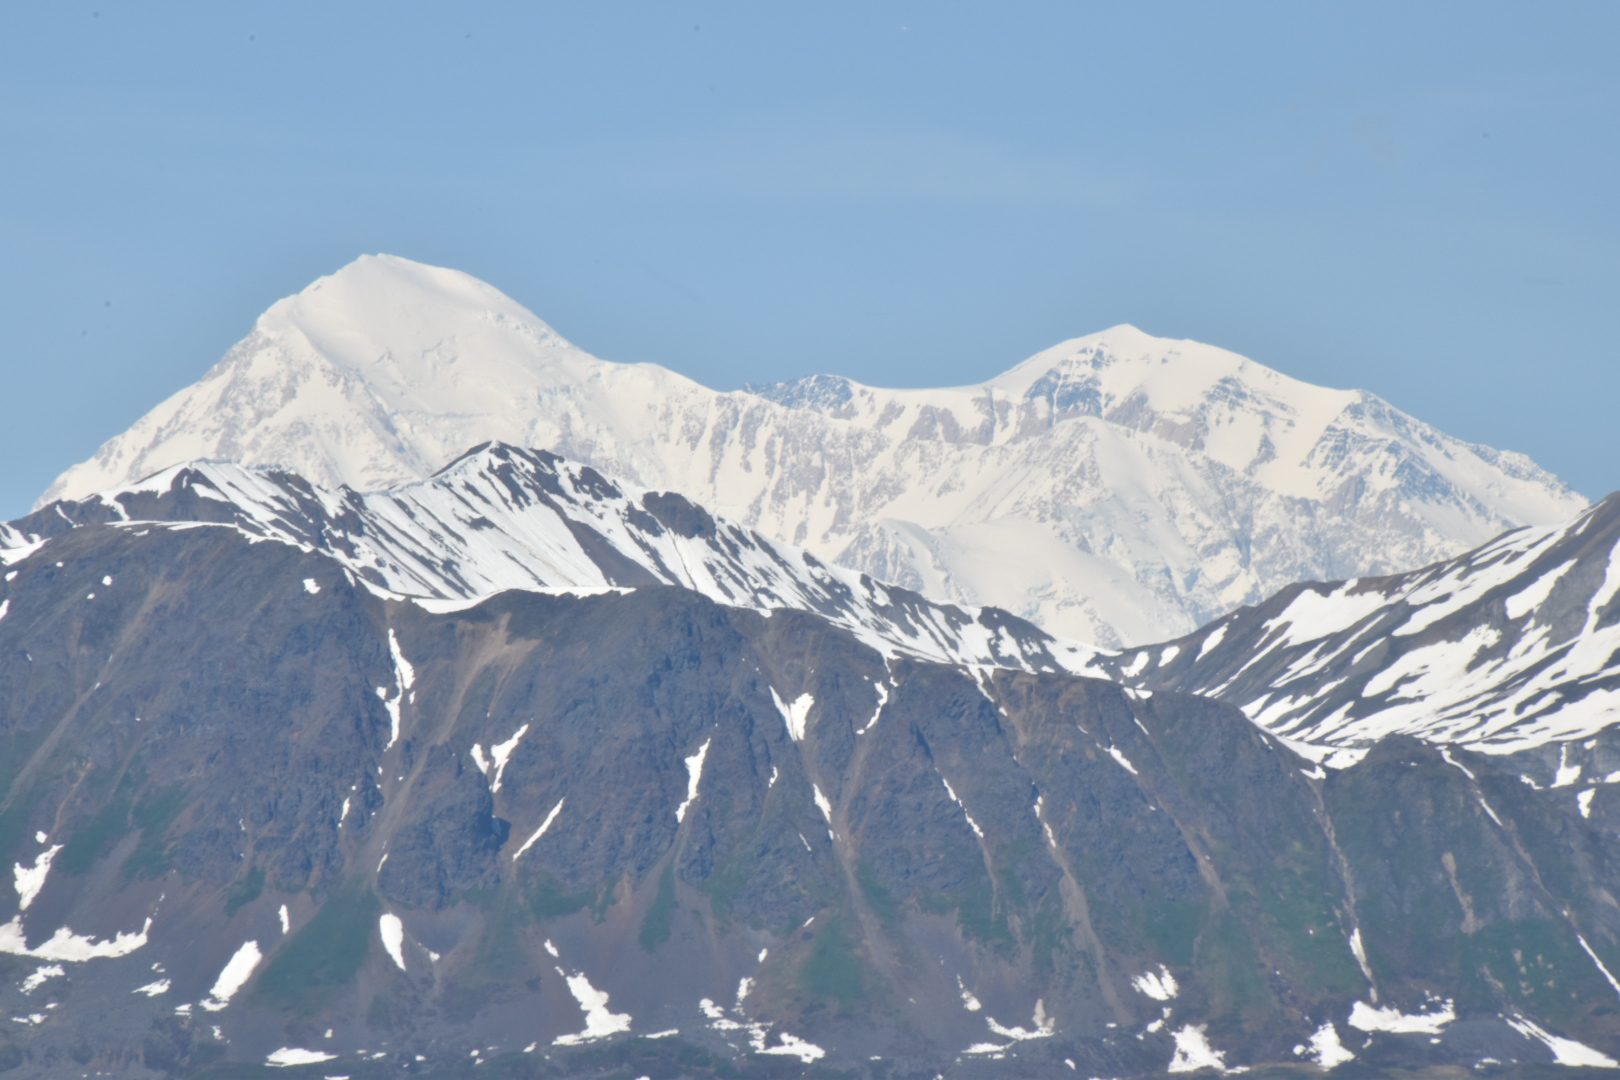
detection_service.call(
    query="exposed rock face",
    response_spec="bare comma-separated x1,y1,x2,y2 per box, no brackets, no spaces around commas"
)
1097,491,1620,762
40,254,1583,646
2,509,1618,1076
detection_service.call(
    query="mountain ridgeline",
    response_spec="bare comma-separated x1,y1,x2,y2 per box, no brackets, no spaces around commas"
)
2,443,1081,675
3,450,1620,1076
1096,492,1620,767
41,254,1584,647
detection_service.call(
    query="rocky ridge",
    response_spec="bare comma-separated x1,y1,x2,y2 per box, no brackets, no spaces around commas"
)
1095,492,1620,768
1,461,1619,1076
8,442,1081,675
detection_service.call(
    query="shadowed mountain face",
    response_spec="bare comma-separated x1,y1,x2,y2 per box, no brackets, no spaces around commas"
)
3,516,1620,1076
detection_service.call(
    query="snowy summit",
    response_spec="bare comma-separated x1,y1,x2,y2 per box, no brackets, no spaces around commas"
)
44,254,1584,646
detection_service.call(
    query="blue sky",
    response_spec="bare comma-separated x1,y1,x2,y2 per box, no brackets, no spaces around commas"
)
1,2,1615,517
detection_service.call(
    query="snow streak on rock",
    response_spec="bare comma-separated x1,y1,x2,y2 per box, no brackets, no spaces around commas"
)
1102,494,1620,755
18,445,1085,676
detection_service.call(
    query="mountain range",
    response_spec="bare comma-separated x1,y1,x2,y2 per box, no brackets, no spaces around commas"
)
5,254,1618,1077
41,254,1584,648
5,461,1620,1077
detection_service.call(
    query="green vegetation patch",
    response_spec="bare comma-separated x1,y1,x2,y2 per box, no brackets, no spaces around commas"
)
1228,840,1365,997
526,873,594,919
1027,888,1071,974
470,894,534,983
1194,910,1279,1024
58,793,133,876
255,885,380,1010
700,851,754,922
918,869,1014,952
855,860,900,926
639,865,677,952
122,783,187,879
800,916,866,1008
224,865,266,918
1461,918,1613,1023
1140,897,1204,968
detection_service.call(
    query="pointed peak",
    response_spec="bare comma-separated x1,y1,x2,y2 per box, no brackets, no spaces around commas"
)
433,441,564,479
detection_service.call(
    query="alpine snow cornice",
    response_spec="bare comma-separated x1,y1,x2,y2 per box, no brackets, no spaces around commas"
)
44,254,1586,646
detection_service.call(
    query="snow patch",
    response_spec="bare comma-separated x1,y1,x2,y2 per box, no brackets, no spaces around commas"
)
14,844,62,911
771,690,815,742
676,738,712,824
266,1048,339,1067
20,964,63,994
1197,624,1229,660
380,629,413,750
1348,927,1375,987
941,777,985,839
514,798,565,861
486,723,530,793
754,1030,826,1063
1507,1014,1619,1068
812,784,833,824
1552,744,1583,788
1575,933,1620,999
1168,1024,1229,1073
1264,583,1390,648
699,995,823,1062
201,940,263,1011
985,999,1055,1041
1348,998,1455,1034
1132,966,1179,1001
857,681,889,735
553,971,632,1045
1305,1021,1355,1069
957,975,982,1012
0,914,153,962
379,913,407,972
1505,560,1577,621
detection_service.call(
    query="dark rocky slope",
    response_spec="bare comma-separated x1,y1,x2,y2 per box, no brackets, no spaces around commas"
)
1,520,1618,1076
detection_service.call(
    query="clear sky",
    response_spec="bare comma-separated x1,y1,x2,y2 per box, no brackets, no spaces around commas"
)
1,2,1615,518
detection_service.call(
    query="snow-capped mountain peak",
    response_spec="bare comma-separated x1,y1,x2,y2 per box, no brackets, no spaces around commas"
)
43,255,1585,646
42,254,705,507
255,254,582,395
